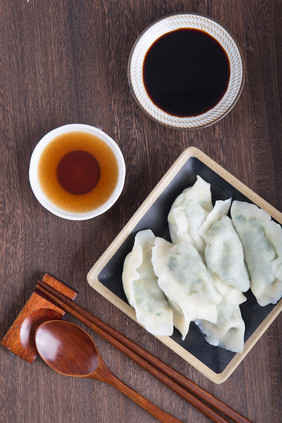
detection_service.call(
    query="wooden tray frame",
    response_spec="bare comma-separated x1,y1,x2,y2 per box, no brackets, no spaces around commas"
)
87,146,282,383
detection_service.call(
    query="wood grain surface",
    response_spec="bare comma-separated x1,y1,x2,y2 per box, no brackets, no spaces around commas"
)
0,1,281,423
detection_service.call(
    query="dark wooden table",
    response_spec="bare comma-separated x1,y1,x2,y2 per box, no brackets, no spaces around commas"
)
0,1,281,422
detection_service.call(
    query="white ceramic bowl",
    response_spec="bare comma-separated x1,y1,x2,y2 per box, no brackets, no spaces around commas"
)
128,14,244,129
29,124,126,220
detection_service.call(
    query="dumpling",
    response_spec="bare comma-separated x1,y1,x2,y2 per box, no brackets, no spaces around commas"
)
199,199,250,292
195,298,245,353
122,230,173,336
196,275,246,353
231,201,282,306
168,175,213,255
151,237,222,335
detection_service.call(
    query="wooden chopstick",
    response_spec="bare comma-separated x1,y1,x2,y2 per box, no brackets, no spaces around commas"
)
35,280,252,423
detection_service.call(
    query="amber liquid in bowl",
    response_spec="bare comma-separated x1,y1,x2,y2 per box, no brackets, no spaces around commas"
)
38,132,119,213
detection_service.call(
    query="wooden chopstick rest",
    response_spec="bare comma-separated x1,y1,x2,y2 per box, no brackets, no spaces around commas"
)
1,274,77,362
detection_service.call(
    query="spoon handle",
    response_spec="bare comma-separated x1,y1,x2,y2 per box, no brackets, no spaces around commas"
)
90,361,182,423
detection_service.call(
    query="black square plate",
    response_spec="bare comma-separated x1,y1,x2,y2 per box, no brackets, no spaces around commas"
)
87,147,282,383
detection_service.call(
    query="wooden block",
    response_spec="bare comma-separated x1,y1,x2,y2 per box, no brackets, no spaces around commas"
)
1,274,77,363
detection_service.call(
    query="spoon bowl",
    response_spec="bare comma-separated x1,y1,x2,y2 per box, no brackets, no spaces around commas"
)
36,320,99,376
35,320,180,423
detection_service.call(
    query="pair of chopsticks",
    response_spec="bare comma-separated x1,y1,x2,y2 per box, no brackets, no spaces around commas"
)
35,280,251,423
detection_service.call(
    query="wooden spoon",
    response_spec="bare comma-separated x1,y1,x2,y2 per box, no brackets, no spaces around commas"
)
35,320,181,423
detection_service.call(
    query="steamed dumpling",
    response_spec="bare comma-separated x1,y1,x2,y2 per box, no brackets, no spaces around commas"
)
196,274,246,353
122,230,173,336
199,199,250,292
152,238,222,335
168,175,213,254
231,201,282,306
196,297,245,353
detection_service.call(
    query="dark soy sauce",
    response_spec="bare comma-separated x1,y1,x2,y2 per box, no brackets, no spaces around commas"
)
143,29,230,117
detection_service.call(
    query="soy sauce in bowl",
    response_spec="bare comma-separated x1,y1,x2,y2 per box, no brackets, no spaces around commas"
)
143,29,230,117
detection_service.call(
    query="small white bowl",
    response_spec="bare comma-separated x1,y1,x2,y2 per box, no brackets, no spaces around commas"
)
128,14,244,129
29,124,126,220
